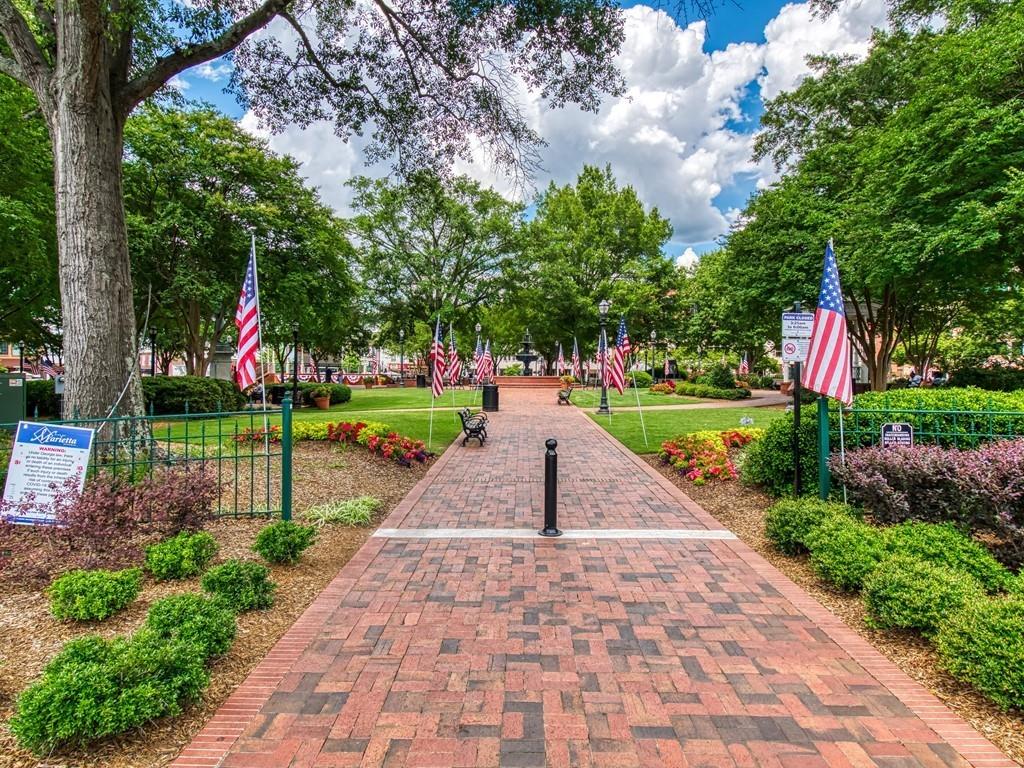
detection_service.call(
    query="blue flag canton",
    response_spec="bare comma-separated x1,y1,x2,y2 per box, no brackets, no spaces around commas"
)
817,244,845,315
615,317,628,346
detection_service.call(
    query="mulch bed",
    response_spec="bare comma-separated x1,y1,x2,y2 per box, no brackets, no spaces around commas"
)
0,442,429,768
644,455,1024,766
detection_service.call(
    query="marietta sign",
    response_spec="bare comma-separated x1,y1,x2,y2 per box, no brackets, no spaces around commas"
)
2,421,95,524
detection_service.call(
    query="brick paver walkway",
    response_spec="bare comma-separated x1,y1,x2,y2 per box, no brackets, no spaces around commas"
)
172,390,1016,768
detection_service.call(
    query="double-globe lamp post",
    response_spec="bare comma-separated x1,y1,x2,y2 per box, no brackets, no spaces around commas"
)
650,329,657,378
597,299,611,415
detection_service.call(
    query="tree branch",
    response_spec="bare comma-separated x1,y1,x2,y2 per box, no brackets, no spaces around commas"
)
120,0,289,114
0,0,51,96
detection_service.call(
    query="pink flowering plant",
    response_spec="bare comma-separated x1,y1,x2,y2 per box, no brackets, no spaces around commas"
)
659,428,761,486
326,421,432,467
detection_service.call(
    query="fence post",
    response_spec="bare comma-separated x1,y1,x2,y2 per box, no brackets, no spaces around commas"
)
817,395,830,499
281,392,293,521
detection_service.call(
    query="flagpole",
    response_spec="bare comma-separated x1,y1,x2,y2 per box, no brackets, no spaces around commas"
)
629,356,648,449
250,234,270,456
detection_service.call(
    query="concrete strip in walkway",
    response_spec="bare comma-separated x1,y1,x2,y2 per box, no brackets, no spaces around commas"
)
373,528,738,540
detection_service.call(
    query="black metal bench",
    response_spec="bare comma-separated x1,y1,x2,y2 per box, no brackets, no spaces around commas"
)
458,408,488,446
557,385,574,405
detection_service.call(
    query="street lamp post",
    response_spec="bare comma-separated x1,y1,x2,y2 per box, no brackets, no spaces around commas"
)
291,324,300,403
650,330,657,379
18,341,24,374
399,329,405,384
475,323,482,383
597,299,611,415
149,330,157,377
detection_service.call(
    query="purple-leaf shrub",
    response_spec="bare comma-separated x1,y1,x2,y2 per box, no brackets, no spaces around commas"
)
133,467,218,534
832,439,1024,566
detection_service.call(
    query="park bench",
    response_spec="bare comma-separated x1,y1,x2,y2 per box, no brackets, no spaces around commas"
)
458,408,488,446
557,384,574,405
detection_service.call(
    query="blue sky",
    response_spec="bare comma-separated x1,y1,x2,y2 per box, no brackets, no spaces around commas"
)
173,0,884,262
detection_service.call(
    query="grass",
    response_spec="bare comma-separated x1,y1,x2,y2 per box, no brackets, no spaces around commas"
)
589,406,786,454
313,386,482,412
570,388,701,408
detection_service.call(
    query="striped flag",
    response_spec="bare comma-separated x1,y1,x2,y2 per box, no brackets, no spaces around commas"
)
802,241,853,406
472,335,482,370
447,325,462,383
597,329,609,389
608,317,628,395
234,238,261,391
430,318,446,397
480,340,494,383
571,338,582,380
556,342,565,375
40,357,59,378
739,354,749,375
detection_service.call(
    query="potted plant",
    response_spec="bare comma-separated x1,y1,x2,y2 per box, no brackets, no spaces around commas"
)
311,385,332,410
363,375,375,389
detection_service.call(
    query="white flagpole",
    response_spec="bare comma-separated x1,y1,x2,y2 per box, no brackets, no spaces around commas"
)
838,403,848,504
429,317,438,450
250,234,270,455
629,355,648,448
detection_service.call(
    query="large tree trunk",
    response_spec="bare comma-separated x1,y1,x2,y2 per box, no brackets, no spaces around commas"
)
51,90,143,420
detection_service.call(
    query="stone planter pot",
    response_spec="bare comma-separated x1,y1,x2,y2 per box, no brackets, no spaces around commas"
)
313,396,331,410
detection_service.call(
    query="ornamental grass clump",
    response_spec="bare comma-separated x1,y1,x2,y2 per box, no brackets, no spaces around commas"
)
304,496,382,527
884,522,1013,593
145,530,218,580
936,596,1024,711
805,516,887,591
863,555,983,637
253,520,317,564
201,559,276,612
48,567,142,621
764,499,855,556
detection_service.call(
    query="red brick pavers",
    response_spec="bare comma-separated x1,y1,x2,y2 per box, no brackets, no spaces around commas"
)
172,389,1017,768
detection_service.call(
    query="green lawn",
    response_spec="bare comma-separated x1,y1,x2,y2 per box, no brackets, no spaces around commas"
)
569,388,701,408
321,386,482,412
589,406,785,454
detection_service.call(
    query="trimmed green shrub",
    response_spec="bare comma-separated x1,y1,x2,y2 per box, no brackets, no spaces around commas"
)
201,559,276,612
936,597,1024,710
304,496,382,527
627,371,653,388
10,633,208,753
676,382,751,400
142,375,246,415
951,367,1024,392
697,364,736,390
26,379,59,417
253,520,317,564
741,409,825,496
884,522,1013,593
144,593,236,658
295,381,352,406
49,568,142,621
805,516,887,591
764,499,854,555
145,530,218,580
864,556,983,636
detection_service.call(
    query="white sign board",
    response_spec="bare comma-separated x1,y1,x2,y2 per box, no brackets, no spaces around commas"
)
781,338,811,363
2,421,94,524
781,312,815,338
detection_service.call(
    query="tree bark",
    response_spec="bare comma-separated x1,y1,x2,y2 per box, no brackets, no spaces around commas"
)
51,89,143,420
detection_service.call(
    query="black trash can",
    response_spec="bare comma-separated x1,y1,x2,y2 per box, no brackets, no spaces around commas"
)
482,383,499,412
416,373,427,388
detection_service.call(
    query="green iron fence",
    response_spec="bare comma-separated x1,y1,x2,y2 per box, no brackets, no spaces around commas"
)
1,393,293,519
841,400,1024,449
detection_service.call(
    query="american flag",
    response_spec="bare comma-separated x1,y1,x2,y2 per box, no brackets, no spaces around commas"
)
556,342,565,375
234,239,261,391
447,325,462,383
479,340,493,383
472,335,482,370
739,354,749,375
597,330,607,388
40,357,59,378
802,241,853,405
571,338,582,380
429,317,446,397
607,317,628,395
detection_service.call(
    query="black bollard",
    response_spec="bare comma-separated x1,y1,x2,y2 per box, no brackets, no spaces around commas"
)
539,438,562,537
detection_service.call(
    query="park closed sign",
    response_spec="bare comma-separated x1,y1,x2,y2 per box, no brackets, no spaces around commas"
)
781,312,815,363
2,421,95,524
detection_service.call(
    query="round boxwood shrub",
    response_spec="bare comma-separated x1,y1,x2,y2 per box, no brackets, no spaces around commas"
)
936,596,1024,710
253,520,317,564
863,555,984,637
10,633,208,754
142,375,246,415
697,363,736,390
764,499,855,555
884,522,1013,594
741,409,824,497
201,559,276,612
145,530,218,580
805,516,886,591
49,568,142,621
144,593,236,658
295,381,352,406
627,371,653,388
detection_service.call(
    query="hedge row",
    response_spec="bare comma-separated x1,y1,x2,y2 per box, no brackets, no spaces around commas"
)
142,376,246,415
676,382,751,400
764,499,1024,710
951,366,1024,392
